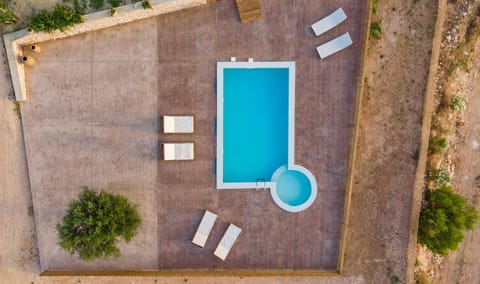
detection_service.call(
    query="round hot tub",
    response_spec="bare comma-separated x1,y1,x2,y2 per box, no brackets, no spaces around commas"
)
270,165,317,212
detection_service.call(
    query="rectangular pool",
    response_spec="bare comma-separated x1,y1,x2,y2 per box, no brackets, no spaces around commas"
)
216,61,295,189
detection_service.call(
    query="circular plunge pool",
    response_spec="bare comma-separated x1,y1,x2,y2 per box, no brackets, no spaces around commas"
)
270,165,317,213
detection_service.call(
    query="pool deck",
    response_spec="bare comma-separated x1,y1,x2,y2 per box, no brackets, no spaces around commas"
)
21,0,368,271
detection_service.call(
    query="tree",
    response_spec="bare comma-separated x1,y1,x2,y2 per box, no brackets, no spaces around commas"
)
56,187,141,261
418,186,479,256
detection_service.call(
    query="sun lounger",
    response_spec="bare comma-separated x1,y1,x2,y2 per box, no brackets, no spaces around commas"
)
316,32,353,59
311,8,347,36
192,210,218,248
163,142,194,161
163,115,194,134
214,223,242,261
235,0,264,23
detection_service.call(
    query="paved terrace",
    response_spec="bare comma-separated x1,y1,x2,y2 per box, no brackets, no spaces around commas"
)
21,0,367,271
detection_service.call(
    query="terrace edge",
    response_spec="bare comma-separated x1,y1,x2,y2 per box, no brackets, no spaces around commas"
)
20,0,374,277
2,0,208,102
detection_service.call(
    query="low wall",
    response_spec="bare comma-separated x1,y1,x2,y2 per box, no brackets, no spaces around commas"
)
3,0,208,102
405,0,448,283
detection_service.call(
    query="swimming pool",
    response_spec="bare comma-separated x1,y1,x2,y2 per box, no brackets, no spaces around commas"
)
216,61,317,212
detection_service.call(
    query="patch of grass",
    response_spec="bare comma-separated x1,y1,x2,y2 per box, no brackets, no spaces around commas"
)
0,0,18,24
370,20,382,39
450,94,466,112
429,137,447,154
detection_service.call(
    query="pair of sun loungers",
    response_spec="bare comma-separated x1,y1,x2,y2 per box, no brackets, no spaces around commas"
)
311,8,353,59
162,115,195,161
192,210,242,261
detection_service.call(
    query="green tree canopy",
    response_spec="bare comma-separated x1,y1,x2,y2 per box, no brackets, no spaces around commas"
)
418,186,479,256
56,187,141,261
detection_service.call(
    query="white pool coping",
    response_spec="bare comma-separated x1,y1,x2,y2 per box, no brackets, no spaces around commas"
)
216,61,296,190
216,60,318,212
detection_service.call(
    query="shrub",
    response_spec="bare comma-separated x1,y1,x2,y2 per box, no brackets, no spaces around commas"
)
142,0,152,9
418,186,479,256
370,21,382,39
29,5,83,33
89,0,105,9
450,95,466,112
428,168,451,188
372,0,380,15
416,270,432,284
108,0,122,8
0,1,17,24
428,137,447,154
56,187,142,261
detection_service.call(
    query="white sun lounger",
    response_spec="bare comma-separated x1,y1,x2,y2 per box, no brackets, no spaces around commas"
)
316,32,353,59
214,223,242,261
192,210,218,248
311,7,347,36
163,115,194,134
163,142,194,161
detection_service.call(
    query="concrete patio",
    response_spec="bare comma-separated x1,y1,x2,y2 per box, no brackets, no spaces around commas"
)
21,0,368,271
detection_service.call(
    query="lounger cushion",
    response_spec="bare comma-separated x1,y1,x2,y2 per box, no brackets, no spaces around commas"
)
311,8,347,36
163,143,194,161
192,210,218,247
163,115,194,133
214,224,242,260
316,32,353,59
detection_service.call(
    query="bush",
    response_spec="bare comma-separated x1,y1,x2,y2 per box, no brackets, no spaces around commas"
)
89,0,105,9
428,168,451,188
450,95,466,112
56,187,142,261
370,21,382,39
0,1,17,24
418,186,478,256
29,5,83,33
108,0,122,8
428,137,447,154
142,0,152,9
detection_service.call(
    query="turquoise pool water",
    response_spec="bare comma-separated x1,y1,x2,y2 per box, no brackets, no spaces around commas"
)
275,169,312,206
223,68,289,182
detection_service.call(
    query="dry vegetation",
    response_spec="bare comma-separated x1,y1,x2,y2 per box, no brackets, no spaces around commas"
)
415,1,480,283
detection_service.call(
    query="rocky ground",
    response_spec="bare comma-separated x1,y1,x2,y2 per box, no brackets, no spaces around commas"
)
415,1,480,283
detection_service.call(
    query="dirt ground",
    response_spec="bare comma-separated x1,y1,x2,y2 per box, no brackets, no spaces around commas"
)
415,0,480,283
0,0,459,283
